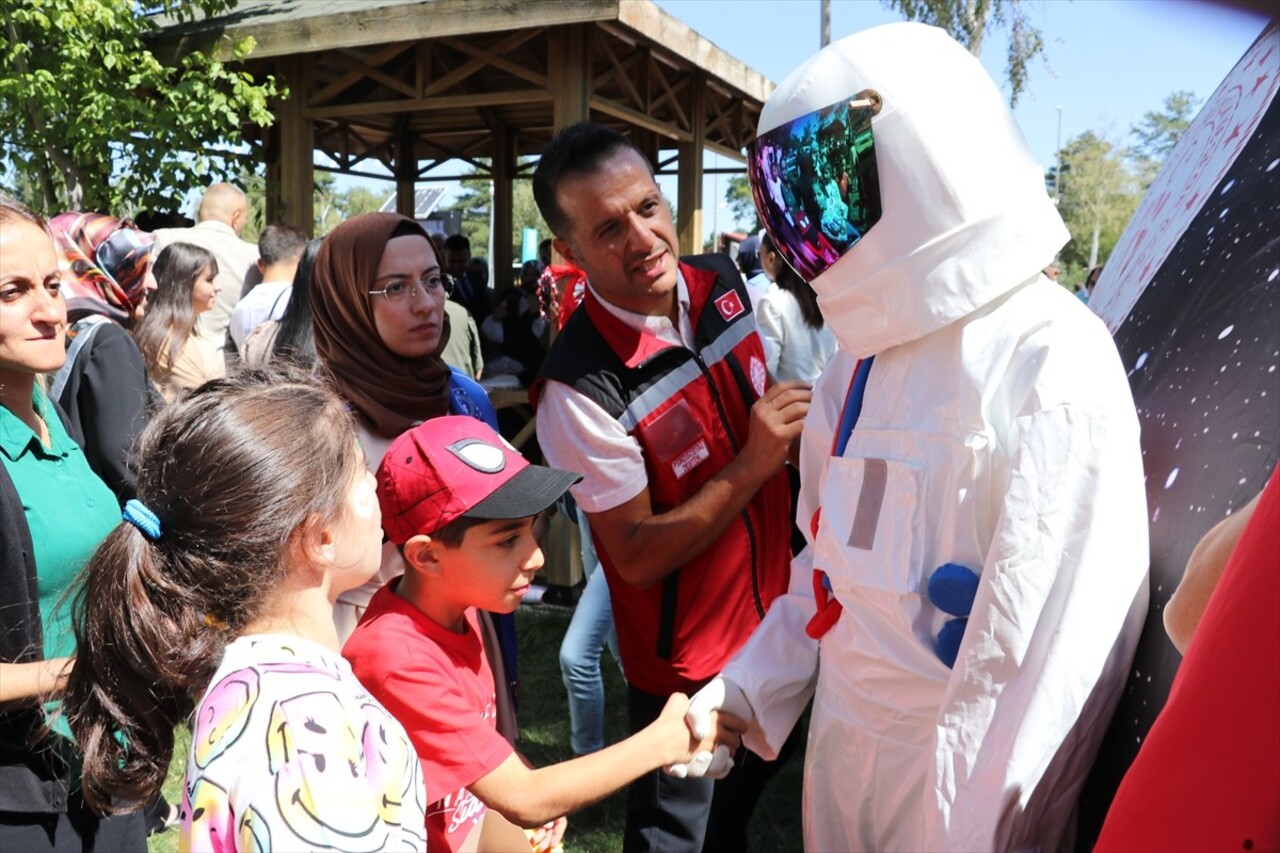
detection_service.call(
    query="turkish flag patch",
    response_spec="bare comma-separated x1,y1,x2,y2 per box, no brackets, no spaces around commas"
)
714,290,745,322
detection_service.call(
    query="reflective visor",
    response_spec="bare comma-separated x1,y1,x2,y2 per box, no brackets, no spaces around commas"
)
747,92,882,281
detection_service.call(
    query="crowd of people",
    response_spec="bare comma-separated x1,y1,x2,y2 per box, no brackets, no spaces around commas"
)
1,19,1273,853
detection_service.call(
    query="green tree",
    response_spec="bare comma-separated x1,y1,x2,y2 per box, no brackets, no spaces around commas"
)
0,0,280,215
725,174,759,232
315,176,388,234
313,172,339,234
444,161,546,279
237,164,266,243
337,184,387,221
881,0,1045,105
1130,90,1200,188
1055,130,1140,269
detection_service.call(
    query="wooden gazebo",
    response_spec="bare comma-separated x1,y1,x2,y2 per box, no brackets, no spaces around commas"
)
154,0,774,278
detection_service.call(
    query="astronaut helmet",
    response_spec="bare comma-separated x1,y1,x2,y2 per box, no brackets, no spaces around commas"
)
748,23,1067,357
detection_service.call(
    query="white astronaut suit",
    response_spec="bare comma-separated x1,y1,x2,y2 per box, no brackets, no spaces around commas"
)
684,23,1150,851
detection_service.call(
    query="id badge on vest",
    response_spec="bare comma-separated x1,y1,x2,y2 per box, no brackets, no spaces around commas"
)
640,398,710,480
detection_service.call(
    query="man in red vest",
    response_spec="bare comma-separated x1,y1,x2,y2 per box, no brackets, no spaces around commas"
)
531,122,809,852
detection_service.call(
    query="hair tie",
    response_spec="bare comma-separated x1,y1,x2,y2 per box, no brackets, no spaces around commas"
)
122,499,162,541
202,612,229,632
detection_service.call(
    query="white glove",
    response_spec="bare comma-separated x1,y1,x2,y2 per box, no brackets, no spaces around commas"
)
665,676,753,780
666,743,735,780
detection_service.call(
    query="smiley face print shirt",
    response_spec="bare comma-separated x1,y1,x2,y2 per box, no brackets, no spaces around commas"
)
179,634,427,852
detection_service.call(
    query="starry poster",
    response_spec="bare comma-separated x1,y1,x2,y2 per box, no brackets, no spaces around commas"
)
1077,20,1279,843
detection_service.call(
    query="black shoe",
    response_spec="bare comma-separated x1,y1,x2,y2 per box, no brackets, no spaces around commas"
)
143,795,179,836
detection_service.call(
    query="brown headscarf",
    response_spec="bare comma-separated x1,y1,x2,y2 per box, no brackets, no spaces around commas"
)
311,213,453,436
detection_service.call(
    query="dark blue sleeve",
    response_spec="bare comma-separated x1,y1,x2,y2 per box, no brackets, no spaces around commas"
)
447,367,499,430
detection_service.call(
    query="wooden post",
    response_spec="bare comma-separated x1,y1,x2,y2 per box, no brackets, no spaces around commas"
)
549,24,590,131
677,70,705,255
492,125,514,295
395,124,417,218
633,127,661,171
268,56,315,232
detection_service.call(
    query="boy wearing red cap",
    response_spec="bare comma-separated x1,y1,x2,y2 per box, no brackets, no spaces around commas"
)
343,416,739,853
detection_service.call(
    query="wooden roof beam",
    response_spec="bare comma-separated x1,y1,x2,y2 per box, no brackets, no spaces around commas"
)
306,88,552,119
323,46,419,100
595,34,646,112
311,41,417,105
589,95,690,143
325,49,419,100
153,0,620,62
647,57,690,131
424,29,541,97
439,36,549,90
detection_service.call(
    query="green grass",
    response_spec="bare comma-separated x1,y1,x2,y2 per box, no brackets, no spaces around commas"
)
147,725,187,853
149,604,805,852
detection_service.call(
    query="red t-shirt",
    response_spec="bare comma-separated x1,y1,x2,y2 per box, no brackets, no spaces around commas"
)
343,581,513,853
1097,469,1280,851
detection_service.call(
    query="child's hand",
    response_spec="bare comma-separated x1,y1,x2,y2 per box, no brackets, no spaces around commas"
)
525,816,567,852
651,692,698,766
650,694,747,770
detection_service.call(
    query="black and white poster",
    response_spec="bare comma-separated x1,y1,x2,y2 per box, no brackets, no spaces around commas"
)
1078,20,1279,844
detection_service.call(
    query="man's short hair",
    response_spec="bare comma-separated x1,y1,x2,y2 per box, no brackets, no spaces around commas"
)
258,223,309,266
466,256,490,287
532,122,651,238
737,234,762,278
444,233,470,254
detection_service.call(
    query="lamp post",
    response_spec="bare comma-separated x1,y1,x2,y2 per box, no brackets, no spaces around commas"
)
1055,104,1063,200
711,152,719,250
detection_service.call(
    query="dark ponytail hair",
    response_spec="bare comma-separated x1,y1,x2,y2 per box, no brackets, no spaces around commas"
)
761,232,824,330
132,241,217,376
270,237,322,369
63,366,363,813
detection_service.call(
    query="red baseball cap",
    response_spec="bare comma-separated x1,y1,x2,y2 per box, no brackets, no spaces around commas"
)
377,416,582,545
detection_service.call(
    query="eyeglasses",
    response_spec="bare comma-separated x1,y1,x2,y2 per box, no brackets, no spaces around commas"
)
368,274,454,304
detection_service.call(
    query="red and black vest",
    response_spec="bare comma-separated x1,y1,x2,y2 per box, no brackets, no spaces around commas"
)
532,254,792,695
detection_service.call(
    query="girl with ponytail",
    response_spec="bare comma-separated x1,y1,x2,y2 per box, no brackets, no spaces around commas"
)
63,367,426,851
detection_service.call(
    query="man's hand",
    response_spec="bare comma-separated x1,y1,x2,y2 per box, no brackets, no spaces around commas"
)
742,380,811,475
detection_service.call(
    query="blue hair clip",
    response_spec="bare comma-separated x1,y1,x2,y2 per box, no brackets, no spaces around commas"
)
123,499,162,541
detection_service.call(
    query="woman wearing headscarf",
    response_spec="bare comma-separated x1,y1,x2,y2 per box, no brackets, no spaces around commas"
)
48,212,161,503
311,214,524,737
309,211,489,511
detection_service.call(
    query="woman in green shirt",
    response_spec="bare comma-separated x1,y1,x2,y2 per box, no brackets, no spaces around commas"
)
0,194,146,850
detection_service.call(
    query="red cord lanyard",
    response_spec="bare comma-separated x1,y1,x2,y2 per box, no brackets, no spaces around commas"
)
805,356,874,640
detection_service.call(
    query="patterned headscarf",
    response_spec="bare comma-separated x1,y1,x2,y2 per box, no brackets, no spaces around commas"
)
311,213,453,438
48,212,156,324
